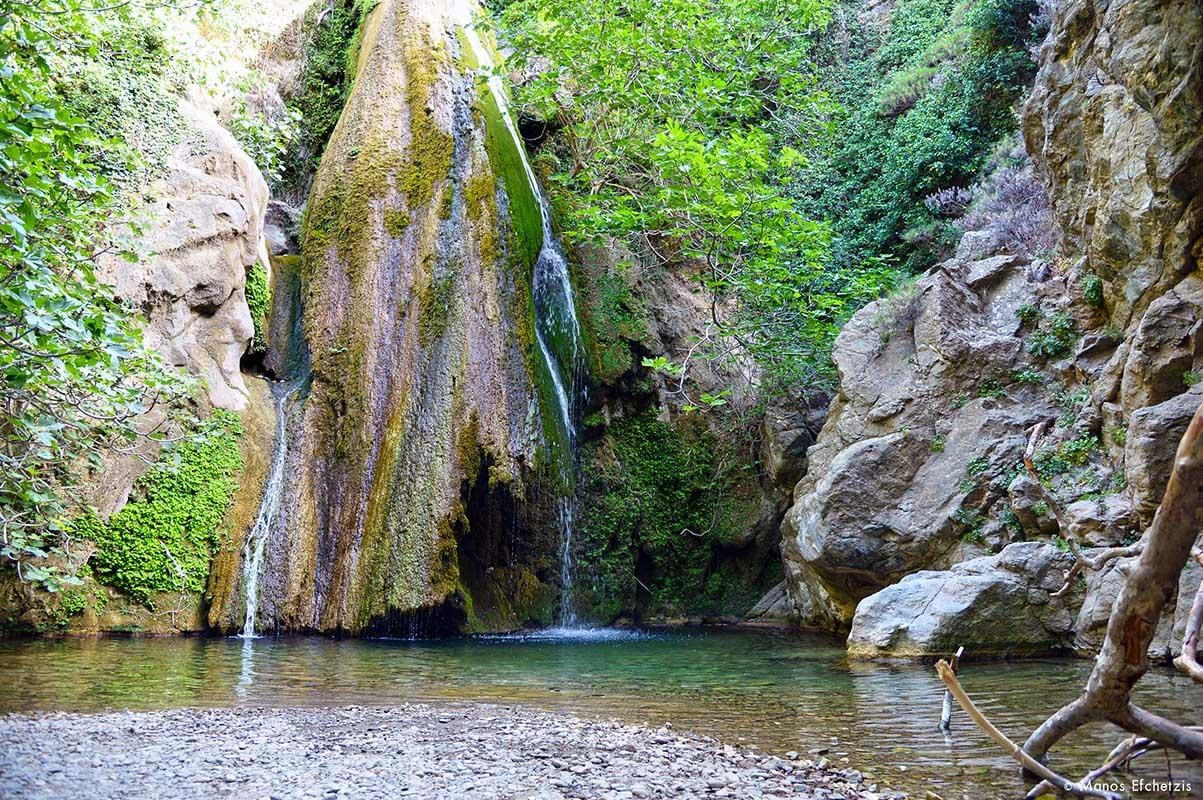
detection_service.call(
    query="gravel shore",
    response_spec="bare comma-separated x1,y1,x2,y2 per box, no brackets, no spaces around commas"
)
0,704,901,800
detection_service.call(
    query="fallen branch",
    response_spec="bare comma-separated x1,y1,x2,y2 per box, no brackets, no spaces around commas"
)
1052,539,1143,599
1172,548,1203,684
1023,401,1203,764
934,660,1122,800
939,646,964,732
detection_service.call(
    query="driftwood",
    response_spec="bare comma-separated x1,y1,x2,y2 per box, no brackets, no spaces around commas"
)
1173,549,1203,684
939,646,964,732
1021,401,1203,766
934,660,1122,800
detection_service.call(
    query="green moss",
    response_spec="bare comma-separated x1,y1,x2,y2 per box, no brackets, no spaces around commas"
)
399,40,455,211
78,411,245,604
418,273,454,345
245,262,271,354
575,411,761,619
384,208,409,237
575,258,647,383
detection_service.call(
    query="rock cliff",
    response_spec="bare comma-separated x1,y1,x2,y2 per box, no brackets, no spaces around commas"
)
784,0,1203,657
208,0,561,635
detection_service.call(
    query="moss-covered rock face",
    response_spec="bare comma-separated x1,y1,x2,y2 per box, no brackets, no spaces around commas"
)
573,409,777,623
208,0,558,635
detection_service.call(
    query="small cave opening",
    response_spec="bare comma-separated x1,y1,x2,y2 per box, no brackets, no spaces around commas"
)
517,114,556,152
360,601,467,640
453,447,559,630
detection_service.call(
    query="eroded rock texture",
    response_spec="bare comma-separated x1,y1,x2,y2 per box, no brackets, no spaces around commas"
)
782,246,1060,629
209,0,558,635
785,0,1203,657
100,94,268,416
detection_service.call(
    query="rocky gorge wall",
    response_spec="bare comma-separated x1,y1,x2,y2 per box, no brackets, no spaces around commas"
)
206,0,567,636
780,0,1203,658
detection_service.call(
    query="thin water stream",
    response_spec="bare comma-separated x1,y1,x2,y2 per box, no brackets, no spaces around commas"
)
239,380,301,637
1,630,1198,800
460,20,585,627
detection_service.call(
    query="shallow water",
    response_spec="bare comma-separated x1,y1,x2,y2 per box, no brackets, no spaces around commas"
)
1,628,1199,799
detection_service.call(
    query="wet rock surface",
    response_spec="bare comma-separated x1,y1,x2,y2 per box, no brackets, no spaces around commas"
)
0,704,899,800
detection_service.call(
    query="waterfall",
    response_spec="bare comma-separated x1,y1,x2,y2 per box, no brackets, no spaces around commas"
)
239,380,300,638
460,23,584,626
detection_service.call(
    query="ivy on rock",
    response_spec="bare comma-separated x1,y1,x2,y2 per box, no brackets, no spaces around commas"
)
78,411,245,603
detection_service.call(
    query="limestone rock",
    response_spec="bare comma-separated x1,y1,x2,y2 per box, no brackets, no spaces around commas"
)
99,94,268,413
780,249,1058,624
847,543,1078,658
1023,0,1203,331
743,581,794,625
1062,494,1137,547
761,401,827,500
1125,386,1203,524
212,0,559,634
1073,552,1203,661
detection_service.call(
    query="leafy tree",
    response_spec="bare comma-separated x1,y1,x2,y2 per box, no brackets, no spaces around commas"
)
497,0,898,390
804,0,1044,273
0,1,191,590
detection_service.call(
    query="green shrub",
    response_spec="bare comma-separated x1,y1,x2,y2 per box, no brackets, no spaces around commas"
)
1011,368,1043,384
1026,312,1077,360
81,412,245,602
977,378,1006,398
805,0,1043,274
1033,435,1098,480
1082,273,1104,307
0,3,193,590
1015,303,1041,326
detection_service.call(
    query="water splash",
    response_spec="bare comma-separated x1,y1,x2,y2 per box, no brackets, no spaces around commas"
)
460,20,584,626
239,381,301,638
476,626,663,643
555,497,579,626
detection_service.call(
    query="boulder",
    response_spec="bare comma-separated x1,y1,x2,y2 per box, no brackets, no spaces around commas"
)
1074,551,1203,661
1062,494,1138,547
847,543,1078,658
1125,386,1203,524
780,249,1059,625
743,581,794,625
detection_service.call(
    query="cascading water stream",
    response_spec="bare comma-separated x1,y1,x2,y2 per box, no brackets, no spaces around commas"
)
460,22,584,627
239,380,300,638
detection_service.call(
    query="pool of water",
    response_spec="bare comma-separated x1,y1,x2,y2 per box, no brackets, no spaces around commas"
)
2,628,1199,799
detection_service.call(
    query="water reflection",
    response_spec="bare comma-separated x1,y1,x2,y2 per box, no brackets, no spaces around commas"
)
1,630,1199,800
236,636,255,699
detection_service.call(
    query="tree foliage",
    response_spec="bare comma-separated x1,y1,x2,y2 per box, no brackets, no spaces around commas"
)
497,0,897,389
804,0,1045,272
0,1,192,590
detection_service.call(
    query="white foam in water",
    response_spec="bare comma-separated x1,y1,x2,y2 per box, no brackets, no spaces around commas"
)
478,627,663,643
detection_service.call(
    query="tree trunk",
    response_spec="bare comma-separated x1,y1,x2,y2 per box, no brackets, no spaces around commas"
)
1023,401,1203,762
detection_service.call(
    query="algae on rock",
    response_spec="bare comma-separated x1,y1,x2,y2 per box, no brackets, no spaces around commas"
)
210,0,563,635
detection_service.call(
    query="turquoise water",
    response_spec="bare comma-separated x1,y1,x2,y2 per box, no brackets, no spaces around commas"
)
1,628,1199,799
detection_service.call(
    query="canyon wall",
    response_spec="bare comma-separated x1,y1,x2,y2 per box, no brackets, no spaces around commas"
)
208,0,562,635
782,0,1203,657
